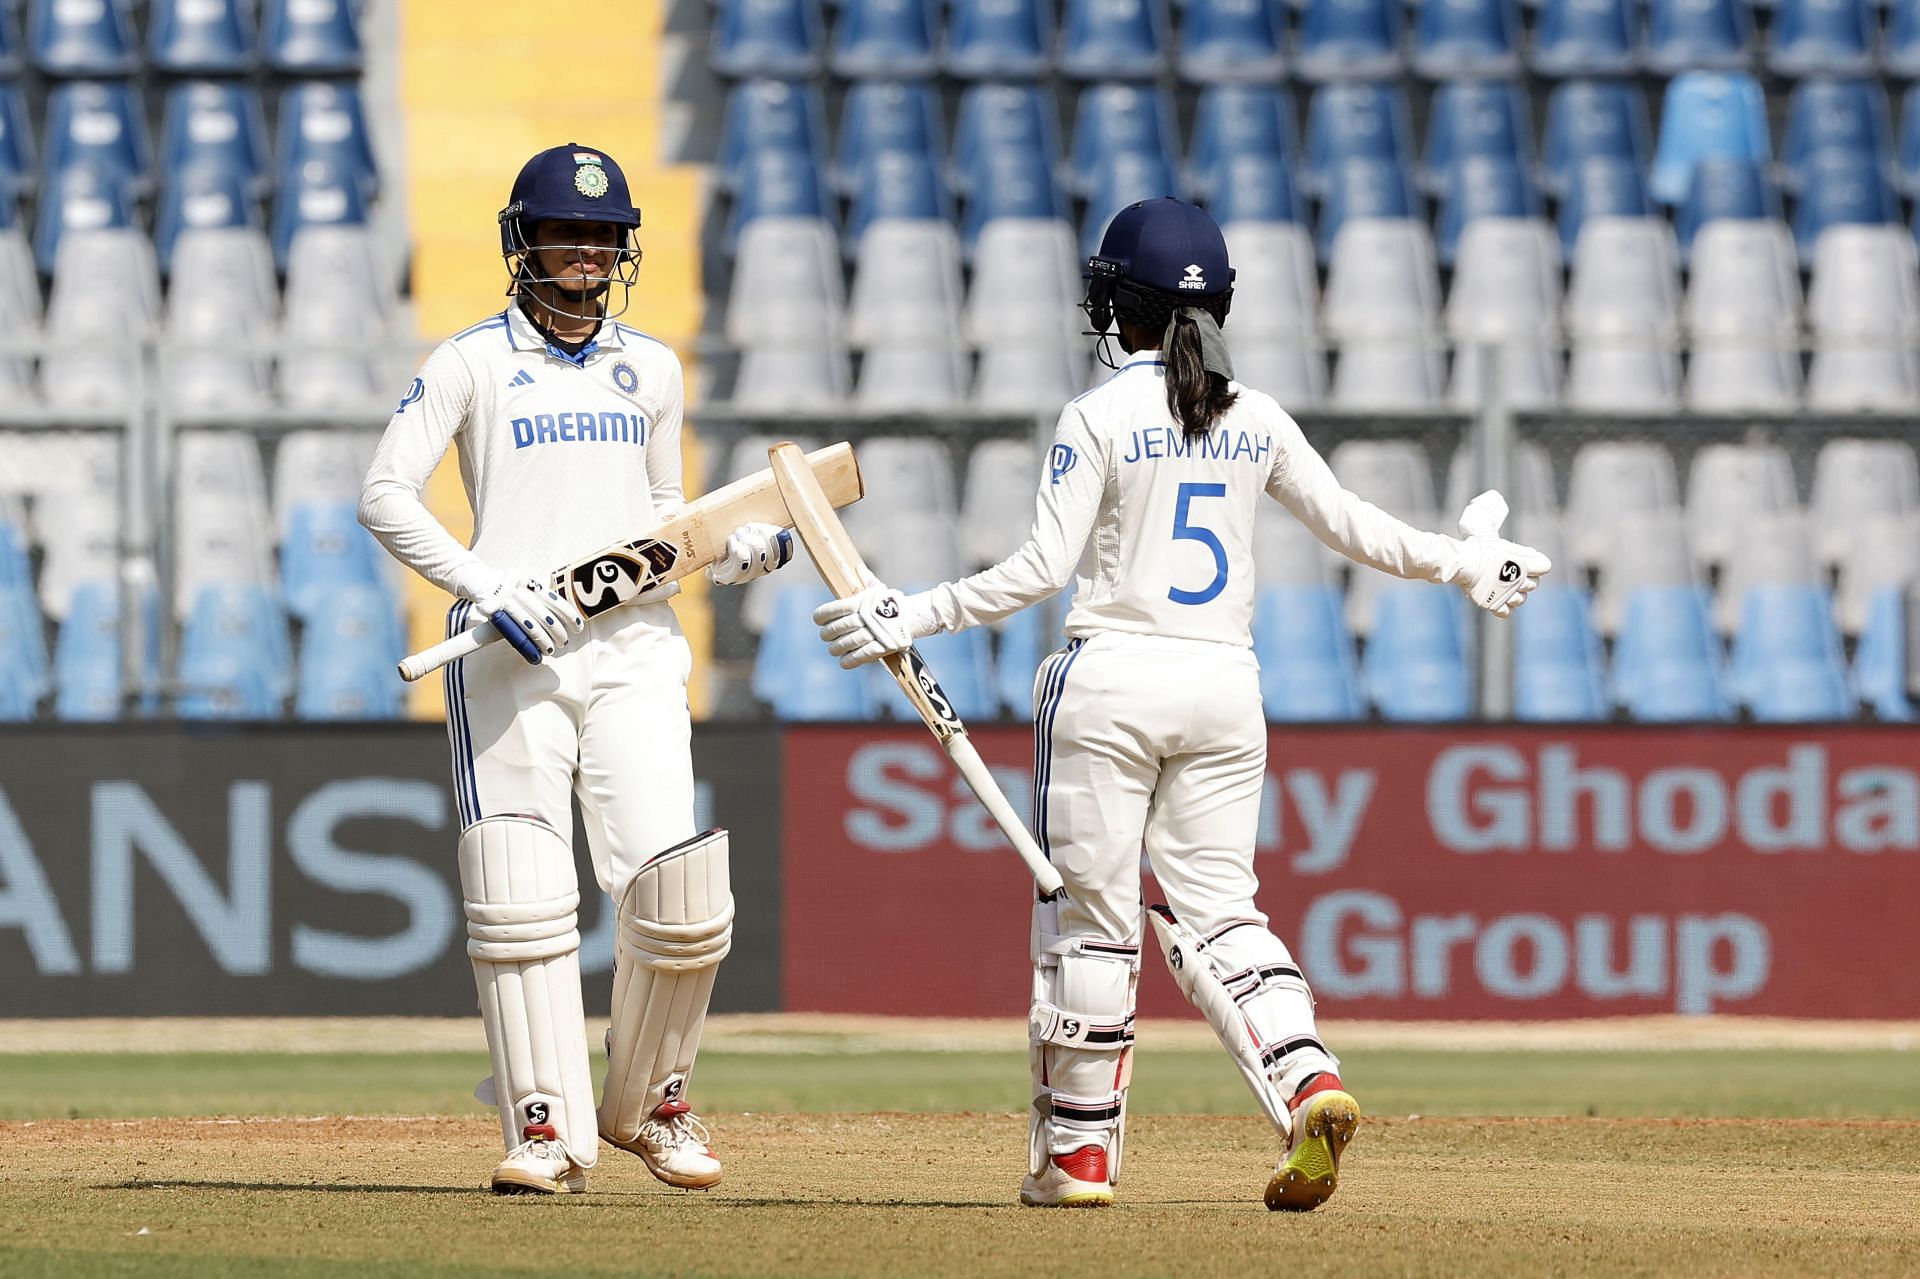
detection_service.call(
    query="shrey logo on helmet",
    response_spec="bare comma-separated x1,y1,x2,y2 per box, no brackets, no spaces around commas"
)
1179,264,1208,290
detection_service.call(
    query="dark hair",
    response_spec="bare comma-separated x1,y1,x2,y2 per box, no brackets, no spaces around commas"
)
1163,310,1239,440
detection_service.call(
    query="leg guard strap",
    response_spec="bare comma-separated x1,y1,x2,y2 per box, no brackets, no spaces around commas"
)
1029,901,1140,1182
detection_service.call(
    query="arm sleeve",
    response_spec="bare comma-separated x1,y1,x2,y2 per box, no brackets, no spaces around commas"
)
1265,408,1473,586
921,407,1105,632
645,354,686,515
357,343,497,600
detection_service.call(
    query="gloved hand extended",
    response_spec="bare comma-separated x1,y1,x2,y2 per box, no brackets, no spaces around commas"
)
707,522,795,586
473,576,587,664
812,580,939,669
1455,491,1552,618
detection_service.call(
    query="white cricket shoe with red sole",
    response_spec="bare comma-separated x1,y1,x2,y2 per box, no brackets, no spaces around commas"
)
490,1125,588,1195
602,1099,724,1189
1020,1145,1114,1207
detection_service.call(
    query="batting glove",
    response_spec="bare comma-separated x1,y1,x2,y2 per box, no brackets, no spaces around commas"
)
474,577,587,664
813,580,938,669
708,522,796,586
1455,491,1552,617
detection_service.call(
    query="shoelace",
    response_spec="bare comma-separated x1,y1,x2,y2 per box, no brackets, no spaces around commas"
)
638,1111,710,1152
508,1135,565,1164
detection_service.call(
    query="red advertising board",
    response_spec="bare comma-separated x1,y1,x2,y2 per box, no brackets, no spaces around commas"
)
782,725,1920,1019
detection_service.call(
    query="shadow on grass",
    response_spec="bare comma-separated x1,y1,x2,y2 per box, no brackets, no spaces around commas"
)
103,1179,475,1196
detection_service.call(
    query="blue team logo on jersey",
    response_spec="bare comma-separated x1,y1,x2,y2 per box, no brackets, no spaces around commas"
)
1049,444,1077,485
395,377,424,415
611,361,640,397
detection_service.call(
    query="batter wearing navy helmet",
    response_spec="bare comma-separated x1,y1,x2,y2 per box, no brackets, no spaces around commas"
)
813,198,1553,1210
360,145,791,1194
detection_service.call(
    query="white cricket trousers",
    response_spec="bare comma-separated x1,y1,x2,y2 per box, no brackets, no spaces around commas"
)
443,599,698,900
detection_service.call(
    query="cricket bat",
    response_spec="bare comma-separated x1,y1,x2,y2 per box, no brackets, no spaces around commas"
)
397,442,864,682
767,441,1066,901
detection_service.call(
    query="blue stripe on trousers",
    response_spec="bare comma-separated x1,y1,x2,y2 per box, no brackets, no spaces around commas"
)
1032,638,1085,863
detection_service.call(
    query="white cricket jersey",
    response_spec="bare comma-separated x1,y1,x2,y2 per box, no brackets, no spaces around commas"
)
359,303,685,605
923,349,1474,647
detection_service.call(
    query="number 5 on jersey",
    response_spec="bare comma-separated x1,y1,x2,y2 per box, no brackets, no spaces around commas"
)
1169,481,1229,606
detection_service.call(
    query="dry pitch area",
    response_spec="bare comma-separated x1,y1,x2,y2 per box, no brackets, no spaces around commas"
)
1,1017,1917,1279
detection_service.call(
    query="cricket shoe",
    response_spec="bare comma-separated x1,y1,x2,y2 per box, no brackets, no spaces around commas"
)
490,1125,588,1195
1020,1145,1114,1208
602,1100,724,1189
1265,1075,1360,1212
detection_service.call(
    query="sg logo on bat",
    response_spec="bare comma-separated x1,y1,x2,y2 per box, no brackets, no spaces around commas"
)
906,648,961,730
567,540,681,615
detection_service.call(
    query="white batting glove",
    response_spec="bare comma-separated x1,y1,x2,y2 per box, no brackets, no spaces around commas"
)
708,522,796,586
474,577,587,664
1455,491,1553,618
813,580,938,669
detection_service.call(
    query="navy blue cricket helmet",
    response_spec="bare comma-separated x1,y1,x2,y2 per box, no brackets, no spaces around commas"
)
499,143,643,318
1082,197,1235,340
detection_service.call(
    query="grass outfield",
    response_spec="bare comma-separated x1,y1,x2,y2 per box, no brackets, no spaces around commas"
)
1,1034,1917,1278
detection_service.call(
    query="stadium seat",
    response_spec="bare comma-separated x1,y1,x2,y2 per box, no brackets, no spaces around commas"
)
1557,155,1652,257
1068,84,1179,198
992,604,1053,718
945,0,1050,77
295,587,403,721
1296,0,1404,82
1446,218,1563,408
1684,443,1799,577
1420,80,1530,196
1649,72,1769,205
1729,585,1852,721
1793,151,1900,267
176,582,289,719
727,216,845,346
1514,588,1606,721
1782,79,1892,196
281,500,386,623
1363,586,1470,720
172,432,276,619
716,80,827,193
161,81,272,199
1645,0,1754,72
1323,219,1440,340
1434,156,1539,267
34,438,119,621
755,586,874,719
53,580,158,721
280,224,388,410
954,84,1060,195
276,82,377,202
1567,217,1679,338
273,430,375,542
270,160,370,273
963,151,1065,256
0,84,32,196
849,220,965,349
1304,82,1414,196
156,166,264,277
1060,0,1166,79
1717,511,1821,637
846,149,952,256
1330,440,1437,530
854,344,969,410
856,439,960,521
965,217,1081,346
1611,586,1731,720
1566,444,1682,577
1412,0,1521,78
1807,336,1920,408
1081,150,1180,258
42,228,161,409
1233,336,1329,405
960,439,1040,567
1205,154,1302,226
1808,225,1920,358
0,577,48,711
1179,0,1285,82
1684,218,1801,345
724,148,834,253
830,0,938,78
1531,0,1640,75
1541,80,1652,198
0,202,39,401
167,225,278,409
262,0,362,73
1445,442,1559,519
1188,85,1297,203
1221,220,1318,337
28,0,138,75
1811,440,1920,573
712,0,825,76
149,0,255,73
731,342,852,408
0,6,20,78
1853,586,1916,719
1768,0,1875,76
43,81,151,194
1253,504,1336,586
835,81,942,195
1674,159,1782,258
1316,158,1419,261
1253,585,1364,722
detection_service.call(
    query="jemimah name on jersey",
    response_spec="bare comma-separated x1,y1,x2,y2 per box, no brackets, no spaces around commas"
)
509,409,650,450
1121,424,1272,467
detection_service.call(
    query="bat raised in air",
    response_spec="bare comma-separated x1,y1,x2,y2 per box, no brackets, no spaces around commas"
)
767,441,1066,901
397,442,864,682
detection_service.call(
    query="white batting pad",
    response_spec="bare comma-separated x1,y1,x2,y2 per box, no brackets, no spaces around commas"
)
459,814,598,1165
1028,899,1139,1182
599,828,734,1143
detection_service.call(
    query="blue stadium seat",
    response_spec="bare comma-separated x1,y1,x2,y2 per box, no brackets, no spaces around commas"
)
1646,0,1754,72
1069,84,1180,197
161,82,272,199
1852,587,1915,721
945,0,1051,77
1363,586,1470,721
156,166,263,275
33,162,138,274
0,511,28,594
872,625,997,721
1675,158,1781,255
177,583,289,720
276,82,377,202
1532,0,1639,76
0,85,32,194
1514,589,1607,721
755,587,874,719
1435,156,1539,266
712,0,825,77
1782,79,1892,195
961,145,1067,244
271,160,370,270
1649,72,1769,205
725,148,834,252
1188,84,1297,201
262,0,362,73
1768,0,1875,76
1558,155,1652,256
1542,80,1652,198
830,0,938,78
1253,585,1364,721
717,80,827,193
1899,87,1920,192
1206,154,1303,225
1059,0,1166,79
28,0,137,76
0,5,22,78
1296,0,1404,82
294,587,402,721
836,81,943,194
1890,0,1920,78
1729,585,1852,721
281,501,387,624
1412,0,1522,79
1305,82,1413,197
1317,156,1419,260
43,81,152,192
1611,587,1731,721
149,0,256,73
53,580,159,721
0,581,48,710
1178,0,1286,83
1082,150,1180,256
1792,150,1900,266
954,84,1060,195
1421,80,1530,195
846,148,953,254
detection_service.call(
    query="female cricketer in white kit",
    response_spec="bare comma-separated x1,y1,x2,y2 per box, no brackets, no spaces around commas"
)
816,198,1551,1210
360,144,792,1195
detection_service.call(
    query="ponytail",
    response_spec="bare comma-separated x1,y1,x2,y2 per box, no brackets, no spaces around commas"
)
1163,310,1239,440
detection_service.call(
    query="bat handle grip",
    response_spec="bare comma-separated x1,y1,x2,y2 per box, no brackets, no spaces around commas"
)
397,618,498,682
